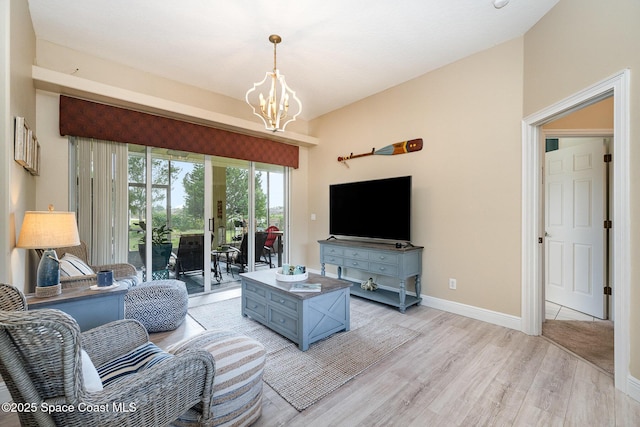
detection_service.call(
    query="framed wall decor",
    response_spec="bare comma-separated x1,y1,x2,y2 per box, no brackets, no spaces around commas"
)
14,116,29,167
14,116,40,175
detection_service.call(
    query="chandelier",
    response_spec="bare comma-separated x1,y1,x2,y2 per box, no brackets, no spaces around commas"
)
245,34,302,132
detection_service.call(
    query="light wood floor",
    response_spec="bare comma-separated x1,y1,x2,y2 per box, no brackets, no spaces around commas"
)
2,290,639,426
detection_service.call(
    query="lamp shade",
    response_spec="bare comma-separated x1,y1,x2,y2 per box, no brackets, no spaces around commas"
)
17,211,80,249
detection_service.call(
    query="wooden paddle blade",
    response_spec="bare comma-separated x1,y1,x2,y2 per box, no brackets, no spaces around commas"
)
374,138,423,156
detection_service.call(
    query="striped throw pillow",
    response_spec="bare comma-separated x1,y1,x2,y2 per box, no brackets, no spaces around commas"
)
59,253,94,277
97,342,172,387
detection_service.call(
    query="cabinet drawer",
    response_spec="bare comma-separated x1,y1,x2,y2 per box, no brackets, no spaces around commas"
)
268,307,298,339
369,252,399,265
244,282,267,299
344,259,369,271
269,291,299,313
322,254,344,266
344,248,369,260
323,245,344,257
369,262,398,277
244,296,267,321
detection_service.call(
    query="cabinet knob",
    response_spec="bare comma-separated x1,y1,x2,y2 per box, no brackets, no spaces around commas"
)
252,304,257,309
279,318,285,323
279,299,285,304
379,267,386,271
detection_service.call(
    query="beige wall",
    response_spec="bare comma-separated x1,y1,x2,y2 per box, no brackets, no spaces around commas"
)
544,97,614,130
35,91,69,212
523,0,640,380
0,0,10,283
309,38,524,316
4,0,37,291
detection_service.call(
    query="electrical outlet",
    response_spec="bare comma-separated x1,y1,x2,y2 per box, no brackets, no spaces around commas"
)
449,278,457,290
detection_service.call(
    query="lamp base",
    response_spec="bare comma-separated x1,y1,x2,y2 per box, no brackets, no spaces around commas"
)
35,283,61,298
37,248,60,287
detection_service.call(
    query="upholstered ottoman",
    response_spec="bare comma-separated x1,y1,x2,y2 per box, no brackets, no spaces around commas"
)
168,330,266,427
124,279,188,333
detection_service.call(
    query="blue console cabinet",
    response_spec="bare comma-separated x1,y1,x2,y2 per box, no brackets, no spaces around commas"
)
27,286,127,331
319,239,423,313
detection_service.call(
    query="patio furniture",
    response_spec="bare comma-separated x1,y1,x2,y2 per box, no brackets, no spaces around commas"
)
228,232,269,276
175,234,204,277
262,225,279,267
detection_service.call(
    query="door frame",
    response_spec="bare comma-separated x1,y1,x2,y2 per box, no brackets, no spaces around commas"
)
521,69,630,392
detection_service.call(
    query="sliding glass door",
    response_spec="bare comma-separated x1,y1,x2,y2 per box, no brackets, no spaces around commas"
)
255,162,286,268
128,147,209,287
127,145,288,295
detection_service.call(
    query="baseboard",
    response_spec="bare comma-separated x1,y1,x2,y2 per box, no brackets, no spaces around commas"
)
627,374,640,403
0,381,10,403
311,269,521,331
421,295,522,331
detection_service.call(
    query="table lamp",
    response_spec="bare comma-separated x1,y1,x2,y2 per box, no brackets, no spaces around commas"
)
17,206,80,297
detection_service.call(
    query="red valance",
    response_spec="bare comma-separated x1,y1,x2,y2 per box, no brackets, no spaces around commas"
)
59,96,299,168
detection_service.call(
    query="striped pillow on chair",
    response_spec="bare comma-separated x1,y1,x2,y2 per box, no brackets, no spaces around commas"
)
97,342,172,387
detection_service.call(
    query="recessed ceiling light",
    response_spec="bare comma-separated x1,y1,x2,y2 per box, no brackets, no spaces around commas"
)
493,0,510,8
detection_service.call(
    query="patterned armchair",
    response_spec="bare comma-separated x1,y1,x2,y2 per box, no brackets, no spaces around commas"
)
0,302,216,426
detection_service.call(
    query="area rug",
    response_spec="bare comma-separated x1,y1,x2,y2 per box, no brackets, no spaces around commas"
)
542,319,614,376
189,298,419,411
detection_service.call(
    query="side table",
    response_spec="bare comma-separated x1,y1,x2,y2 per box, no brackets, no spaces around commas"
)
211,247,234,282
26,285,128,331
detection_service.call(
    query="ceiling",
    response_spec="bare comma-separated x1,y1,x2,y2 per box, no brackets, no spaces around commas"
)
27,0,559,121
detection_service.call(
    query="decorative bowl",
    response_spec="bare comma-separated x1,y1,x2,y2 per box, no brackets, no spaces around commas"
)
275,268,309,282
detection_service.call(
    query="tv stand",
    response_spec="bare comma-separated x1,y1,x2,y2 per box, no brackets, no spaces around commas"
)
318,239,423,313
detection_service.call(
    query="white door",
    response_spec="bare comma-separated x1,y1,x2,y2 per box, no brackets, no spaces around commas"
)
545,138,606,319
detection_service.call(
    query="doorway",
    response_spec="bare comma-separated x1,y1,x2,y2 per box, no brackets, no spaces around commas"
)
521,70,630,393
543,135,610,320
541,134,614,376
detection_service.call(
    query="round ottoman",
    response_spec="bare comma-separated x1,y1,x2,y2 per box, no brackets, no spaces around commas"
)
125,279,188,333
168,329,266,427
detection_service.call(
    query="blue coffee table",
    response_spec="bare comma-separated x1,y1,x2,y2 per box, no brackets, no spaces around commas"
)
240,269,350,351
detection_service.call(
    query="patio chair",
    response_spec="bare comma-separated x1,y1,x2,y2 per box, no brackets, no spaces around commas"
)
174,234,205,277
262,225,279,267
0,307,216,427
228,232,269,276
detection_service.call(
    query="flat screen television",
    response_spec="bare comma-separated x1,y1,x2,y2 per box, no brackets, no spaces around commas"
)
329,176,411,242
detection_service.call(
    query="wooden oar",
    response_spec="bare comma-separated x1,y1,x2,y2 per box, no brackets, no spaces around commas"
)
338,138,423,164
